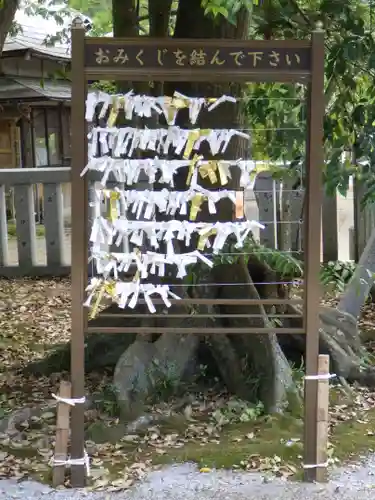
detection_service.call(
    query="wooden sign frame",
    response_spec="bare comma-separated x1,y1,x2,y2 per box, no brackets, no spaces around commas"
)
70,21,325,487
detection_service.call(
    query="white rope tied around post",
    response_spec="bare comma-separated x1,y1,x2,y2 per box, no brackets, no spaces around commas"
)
50,450,90,476
303,461,329,469
304,373,336,381
51,394,86,406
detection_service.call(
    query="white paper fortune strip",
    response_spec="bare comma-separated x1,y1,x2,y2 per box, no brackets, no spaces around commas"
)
84,277,181,314
81,156,259,189
97,186,240,220
85,90,236,126
87,126,250,158
91,249,213,280
90,218,264,254
82,157,189,186
84,90,263,315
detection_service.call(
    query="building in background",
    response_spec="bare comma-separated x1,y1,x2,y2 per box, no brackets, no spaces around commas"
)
0,7,90,223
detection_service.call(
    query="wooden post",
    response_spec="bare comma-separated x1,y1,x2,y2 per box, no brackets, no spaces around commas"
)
303,26,325,483
52,381,72,487
70,17,87,488
315,354,329,482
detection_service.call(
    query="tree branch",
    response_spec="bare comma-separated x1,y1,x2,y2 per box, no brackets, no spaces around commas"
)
288,0,314,27
0,0,19,55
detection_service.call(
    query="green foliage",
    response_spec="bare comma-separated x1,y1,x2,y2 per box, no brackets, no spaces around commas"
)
247,0,375,203
201,0,257,23
186,237,359,296
245,84,306,163
320,260,356,292
146,359,181,401
211,398,264,426
213,238,303,278
90,80,117,93
92,383,121,417
7,223,45,238
69,0,112,35
243,239,303,277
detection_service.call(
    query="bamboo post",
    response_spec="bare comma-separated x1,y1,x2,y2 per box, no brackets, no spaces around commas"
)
52,381,72,487
315,354,330,482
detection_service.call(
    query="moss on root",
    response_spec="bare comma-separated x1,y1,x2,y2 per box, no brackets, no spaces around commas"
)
153,414,303,470
149,402,375,477
3,389,375,485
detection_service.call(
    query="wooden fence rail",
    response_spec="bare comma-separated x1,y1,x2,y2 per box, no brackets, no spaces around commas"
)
0,168,374,278
0,167,129,278
0,167,72,277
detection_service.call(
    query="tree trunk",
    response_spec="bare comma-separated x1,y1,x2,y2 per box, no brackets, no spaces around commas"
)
337,226,375,320
112,0,138,37
213,259,301,412
254,172,280,249
148,0,173,37
105,0,303,416
105,0,302,418
0,0,18,55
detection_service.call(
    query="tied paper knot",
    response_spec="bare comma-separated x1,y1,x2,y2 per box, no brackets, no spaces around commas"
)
198,160,230,186
83,90,265,322
91,218,265,253
81,157,263,190
91,249,213,281
85,90,236,126
87,127,250,159
84,277,181,314
95,186,240,222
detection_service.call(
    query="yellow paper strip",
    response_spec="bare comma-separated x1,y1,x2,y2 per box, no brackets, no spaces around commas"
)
109,192,119,222
189,193,204,221
199,161,218,185
197,228,217,251
186,154,202,186
218,162,228,185
183,130,200,159
107,96,120,127
89,284,105,320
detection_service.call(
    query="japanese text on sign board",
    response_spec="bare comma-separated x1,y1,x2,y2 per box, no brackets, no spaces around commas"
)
86,44,310,72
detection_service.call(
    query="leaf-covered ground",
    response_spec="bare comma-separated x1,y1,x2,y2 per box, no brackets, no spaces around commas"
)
1,278,375,491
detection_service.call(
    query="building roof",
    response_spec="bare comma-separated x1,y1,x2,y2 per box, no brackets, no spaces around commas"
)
0,6,93,102
2,7,91,61
3,37,70,61
0,76,71,102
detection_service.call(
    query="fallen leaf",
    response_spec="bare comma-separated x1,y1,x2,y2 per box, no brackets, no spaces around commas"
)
199,467,211,473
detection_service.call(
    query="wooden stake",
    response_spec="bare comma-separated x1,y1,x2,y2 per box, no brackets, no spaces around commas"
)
315,354,329,482
52,381,72,487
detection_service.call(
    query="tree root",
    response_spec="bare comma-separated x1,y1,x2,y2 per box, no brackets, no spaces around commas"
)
212,261,301,413
0,397,93,438
285,303,375,388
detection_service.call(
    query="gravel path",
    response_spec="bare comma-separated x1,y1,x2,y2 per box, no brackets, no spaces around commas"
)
1,460,375,500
